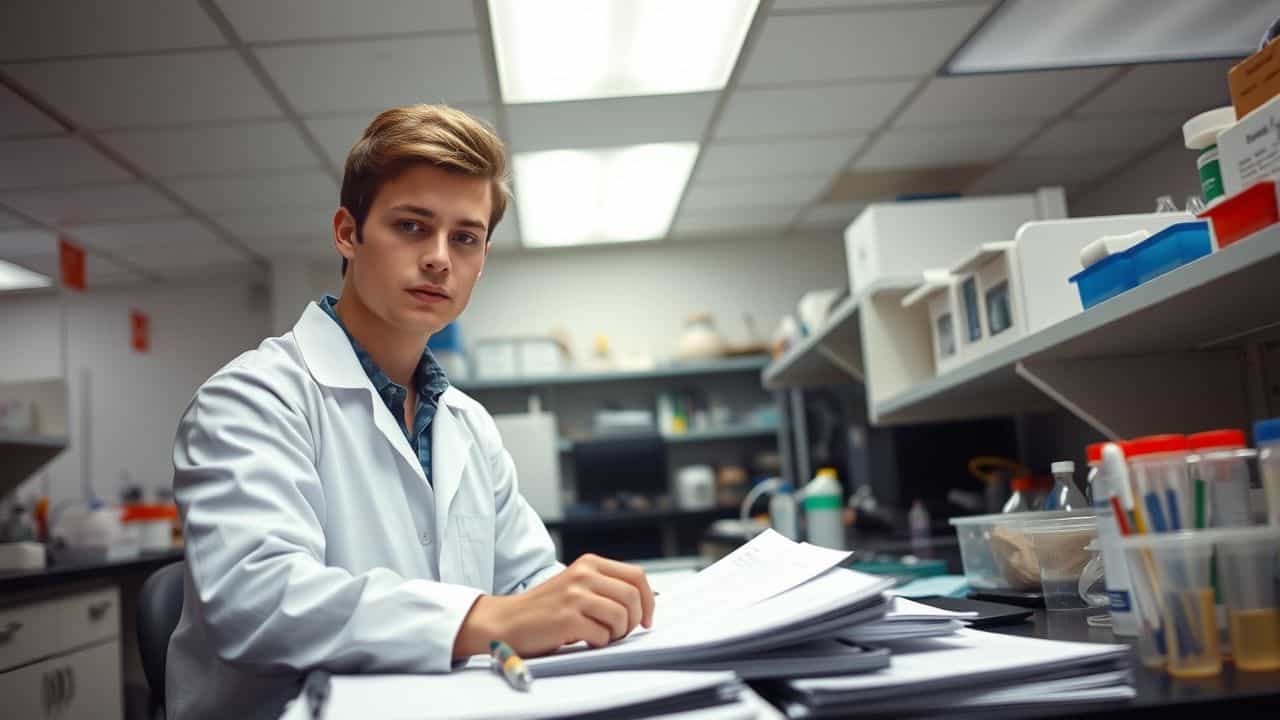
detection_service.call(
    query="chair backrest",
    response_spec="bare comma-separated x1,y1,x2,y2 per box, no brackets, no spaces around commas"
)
137,561,185,707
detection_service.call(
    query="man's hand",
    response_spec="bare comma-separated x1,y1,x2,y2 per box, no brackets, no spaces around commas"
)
453,554,655,659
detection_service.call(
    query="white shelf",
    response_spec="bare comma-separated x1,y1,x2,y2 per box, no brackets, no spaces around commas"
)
559,424,779,452
457,355,769,392
871,224,1280,437
1,431,69,498
762,277,919,390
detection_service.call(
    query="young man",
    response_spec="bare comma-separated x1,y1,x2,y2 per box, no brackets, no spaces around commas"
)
168,105,655,720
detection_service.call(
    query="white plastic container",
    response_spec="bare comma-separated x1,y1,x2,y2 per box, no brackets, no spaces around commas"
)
949,509,1094,591
1188,429,1255,528
769,484,798,541
1183,106,1237,205
1089,442,1137,636
802,468,844,550
1256,418,1280,526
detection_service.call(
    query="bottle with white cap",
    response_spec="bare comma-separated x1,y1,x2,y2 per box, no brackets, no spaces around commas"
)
1045,460,1087,511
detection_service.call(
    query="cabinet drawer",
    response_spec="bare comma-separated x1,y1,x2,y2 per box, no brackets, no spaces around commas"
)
0,588,119,671
0,639,122,720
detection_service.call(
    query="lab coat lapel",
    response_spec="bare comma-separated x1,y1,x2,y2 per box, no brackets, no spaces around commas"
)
432,393,472,528
292,302,429,485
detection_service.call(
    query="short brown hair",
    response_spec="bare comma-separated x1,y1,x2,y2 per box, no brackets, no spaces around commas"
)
339,104,510,275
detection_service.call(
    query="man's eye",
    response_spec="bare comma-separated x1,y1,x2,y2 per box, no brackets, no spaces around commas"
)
398,220,424,233
455,233,479,246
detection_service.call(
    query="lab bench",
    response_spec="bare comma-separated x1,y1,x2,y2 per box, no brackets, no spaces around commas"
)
0,548,184,720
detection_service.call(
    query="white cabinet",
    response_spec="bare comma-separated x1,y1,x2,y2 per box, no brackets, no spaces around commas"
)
0,587,122,720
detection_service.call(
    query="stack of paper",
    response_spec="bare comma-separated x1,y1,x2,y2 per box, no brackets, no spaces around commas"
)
776,628,1134,717
279,668,765,720
524,530,896,678
839,597,975,643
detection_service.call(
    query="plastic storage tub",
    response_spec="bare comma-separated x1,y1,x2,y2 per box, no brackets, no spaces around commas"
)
1068,252,1137,309
1127,221,1211,283
950,510,1095,591
1199,180,1279,250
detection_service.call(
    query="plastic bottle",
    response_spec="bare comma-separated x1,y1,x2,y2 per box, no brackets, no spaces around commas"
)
1001,476,1035,513
1046,461,1087,511
803,468,845,550
769,483,798,541
1094,443,1137,636
1256,417,1280,526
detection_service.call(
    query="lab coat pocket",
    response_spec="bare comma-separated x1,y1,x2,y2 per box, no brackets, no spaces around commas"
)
452,514,495,591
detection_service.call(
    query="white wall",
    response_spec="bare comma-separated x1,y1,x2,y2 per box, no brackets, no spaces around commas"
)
1071,138,1202,218
269,232,850,366
2,279,270,507
463,233,849,363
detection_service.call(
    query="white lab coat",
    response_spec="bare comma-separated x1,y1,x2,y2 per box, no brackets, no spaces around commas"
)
166,302,563,720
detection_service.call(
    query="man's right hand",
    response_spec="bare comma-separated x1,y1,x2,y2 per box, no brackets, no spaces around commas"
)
453,553,655,659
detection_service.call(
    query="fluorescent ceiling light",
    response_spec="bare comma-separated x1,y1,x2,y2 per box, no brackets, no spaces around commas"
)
948,0,1267,74
488,0,758,103
0,259,52,292
514,142,698,248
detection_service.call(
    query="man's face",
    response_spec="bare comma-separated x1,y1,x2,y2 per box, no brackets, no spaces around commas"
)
335,164,492,335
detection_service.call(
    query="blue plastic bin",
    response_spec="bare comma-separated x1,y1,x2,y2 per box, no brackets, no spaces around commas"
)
1069,252,1138,309
1127,221,1211,284
1069,221,1212,310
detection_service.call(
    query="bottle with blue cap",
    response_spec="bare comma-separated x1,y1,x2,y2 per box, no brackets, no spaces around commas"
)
1256,417,1280,526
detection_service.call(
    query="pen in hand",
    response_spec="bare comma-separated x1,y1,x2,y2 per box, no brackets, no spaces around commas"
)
490,640,533,691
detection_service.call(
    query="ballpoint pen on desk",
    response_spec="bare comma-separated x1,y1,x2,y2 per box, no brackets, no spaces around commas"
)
490,640,533,691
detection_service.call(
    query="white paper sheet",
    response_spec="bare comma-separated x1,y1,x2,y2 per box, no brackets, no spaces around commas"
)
279,669,739,720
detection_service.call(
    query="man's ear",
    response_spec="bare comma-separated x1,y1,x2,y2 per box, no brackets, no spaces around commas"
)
334,207,359,261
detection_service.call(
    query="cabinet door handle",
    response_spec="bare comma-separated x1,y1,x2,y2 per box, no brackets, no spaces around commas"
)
66,665,76,704
87,601,112,621
0,620,21,644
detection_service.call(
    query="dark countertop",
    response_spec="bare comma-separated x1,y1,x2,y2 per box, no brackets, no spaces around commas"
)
0,547,184,595
544,507,737,531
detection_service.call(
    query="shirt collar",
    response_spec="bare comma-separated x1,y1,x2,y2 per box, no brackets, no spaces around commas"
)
318,294,450,401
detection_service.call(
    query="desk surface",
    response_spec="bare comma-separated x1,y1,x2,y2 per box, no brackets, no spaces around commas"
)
0,547,183,595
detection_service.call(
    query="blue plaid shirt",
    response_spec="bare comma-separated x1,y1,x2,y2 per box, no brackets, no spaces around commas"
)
319,295,450,486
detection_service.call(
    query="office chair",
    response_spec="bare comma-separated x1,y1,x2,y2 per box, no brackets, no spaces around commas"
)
137,561,184,719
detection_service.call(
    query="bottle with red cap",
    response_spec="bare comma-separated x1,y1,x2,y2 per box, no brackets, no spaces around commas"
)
1001,476,1036,513
1126,434,1193,532
1188,429,1255,528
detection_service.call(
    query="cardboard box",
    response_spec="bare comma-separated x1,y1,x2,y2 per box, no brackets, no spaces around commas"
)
1229,35,1280,120
1218,93,1280,197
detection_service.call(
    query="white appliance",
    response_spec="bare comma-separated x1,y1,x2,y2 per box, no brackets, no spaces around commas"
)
493,412,563,521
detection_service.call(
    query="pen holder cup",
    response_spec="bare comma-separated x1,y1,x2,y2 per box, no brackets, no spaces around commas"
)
1025,518,1098,611
1215,526,1280,672
1123,531,1221,678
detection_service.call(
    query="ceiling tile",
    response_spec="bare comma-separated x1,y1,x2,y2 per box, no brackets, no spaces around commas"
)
1020,113,1187,157
116,238,251,274
506,94,716,152
214,206,333,243
3,50,279,129
0,228,56,258
682,175,831,211
738,5,992,85
0,85,62,138
856,123,1040,170
257,36,491,114
670,207,798,237
894,68,1118,128
305,105,495,167
7,251,139,286
0,207,29,230
968,153,1127,195
0,0,223,61
0,136,132,190
100,121,319,178
0,183,182,226
1075,59,1238,116
794,202,866,228
218,0,476,42
716,81,916,139
170,171,338,214
695,136,866,181
66,219,220,253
